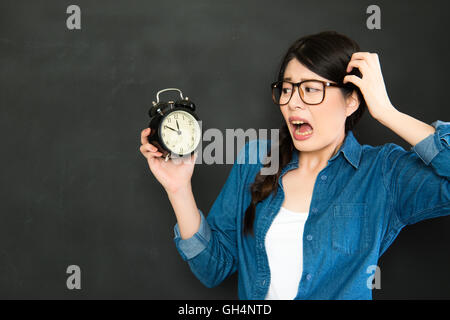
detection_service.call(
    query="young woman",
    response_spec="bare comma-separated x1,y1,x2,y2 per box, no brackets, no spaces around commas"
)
139,31,449,299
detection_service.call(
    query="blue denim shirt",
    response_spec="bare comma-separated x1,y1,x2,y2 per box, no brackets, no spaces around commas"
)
173,120,450,300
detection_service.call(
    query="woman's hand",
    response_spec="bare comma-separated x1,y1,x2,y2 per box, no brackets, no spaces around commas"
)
344,52,436,146
139,128,198,194
343,52,396,121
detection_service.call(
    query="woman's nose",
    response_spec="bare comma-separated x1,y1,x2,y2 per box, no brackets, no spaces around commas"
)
288,86,307,110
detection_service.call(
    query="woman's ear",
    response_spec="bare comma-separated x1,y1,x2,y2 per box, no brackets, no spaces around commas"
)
345,90,360,117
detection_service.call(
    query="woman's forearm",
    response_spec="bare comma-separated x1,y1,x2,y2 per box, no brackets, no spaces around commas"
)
167,183,201,240
375,106,436,147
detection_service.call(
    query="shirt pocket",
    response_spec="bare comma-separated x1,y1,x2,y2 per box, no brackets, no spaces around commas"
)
332,203,368,255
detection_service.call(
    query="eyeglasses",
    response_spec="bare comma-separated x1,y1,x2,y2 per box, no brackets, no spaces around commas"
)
271,80,344,106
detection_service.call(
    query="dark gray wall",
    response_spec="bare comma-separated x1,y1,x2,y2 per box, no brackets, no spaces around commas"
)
0,0,449,299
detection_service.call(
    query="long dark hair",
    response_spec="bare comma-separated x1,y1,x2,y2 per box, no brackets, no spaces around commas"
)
243,31,367,235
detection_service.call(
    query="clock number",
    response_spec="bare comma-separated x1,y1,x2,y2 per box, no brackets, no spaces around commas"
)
174,114,178,119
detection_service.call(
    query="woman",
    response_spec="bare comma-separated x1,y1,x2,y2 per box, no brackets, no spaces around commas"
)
139,31,449,299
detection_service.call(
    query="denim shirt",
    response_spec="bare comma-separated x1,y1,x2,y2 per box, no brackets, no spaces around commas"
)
173,120,450,300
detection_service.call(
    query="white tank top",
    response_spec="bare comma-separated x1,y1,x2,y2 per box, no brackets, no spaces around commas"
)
264,206,309,300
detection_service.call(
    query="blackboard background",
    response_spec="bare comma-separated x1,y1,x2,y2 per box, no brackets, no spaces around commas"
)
0,0,449,299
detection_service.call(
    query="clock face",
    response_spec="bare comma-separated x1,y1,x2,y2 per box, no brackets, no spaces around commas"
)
160,110,201,156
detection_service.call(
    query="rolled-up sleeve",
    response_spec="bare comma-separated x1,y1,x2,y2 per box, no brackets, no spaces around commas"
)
173,209,212,261
382,120,450,228
412,120,450,177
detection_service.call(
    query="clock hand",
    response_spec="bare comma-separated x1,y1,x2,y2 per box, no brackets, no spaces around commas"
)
164,125,178,133
176,120,181,135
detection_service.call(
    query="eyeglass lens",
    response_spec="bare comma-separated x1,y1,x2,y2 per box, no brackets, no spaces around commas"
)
272,81,324,105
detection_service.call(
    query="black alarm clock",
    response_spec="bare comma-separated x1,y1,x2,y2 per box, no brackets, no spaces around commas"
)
148,88,202,162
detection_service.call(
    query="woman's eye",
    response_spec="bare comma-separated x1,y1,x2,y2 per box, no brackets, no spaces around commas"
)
282,88,291,93
305,87,320,93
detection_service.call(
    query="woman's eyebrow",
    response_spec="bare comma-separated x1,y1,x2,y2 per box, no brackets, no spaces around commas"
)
283,77,313,81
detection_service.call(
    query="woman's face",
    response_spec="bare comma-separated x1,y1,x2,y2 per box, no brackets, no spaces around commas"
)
280,58,359,153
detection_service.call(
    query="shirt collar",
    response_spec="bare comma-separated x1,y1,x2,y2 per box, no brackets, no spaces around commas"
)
287,130,362,169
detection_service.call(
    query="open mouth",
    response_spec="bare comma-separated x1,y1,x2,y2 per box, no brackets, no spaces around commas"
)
289,118,314,136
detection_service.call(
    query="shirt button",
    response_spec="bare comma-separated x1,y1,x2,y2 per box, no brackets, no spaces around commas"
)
306,274,312,281
321,175,327,181
306,235,313,241
312,207,318,213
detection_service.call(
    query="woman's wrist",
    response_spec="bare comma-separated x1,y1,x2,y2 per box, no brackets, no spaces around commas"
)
371,102,397,124
165,182,192,198
375,106,436,146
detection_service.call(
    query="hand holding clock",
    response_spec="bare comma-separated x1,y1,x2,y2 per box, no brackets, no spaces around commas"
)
140,127,197,194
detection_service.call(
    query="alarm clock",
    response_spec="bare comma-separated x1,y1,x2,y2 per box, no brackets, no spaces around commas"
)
148,88,202,162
